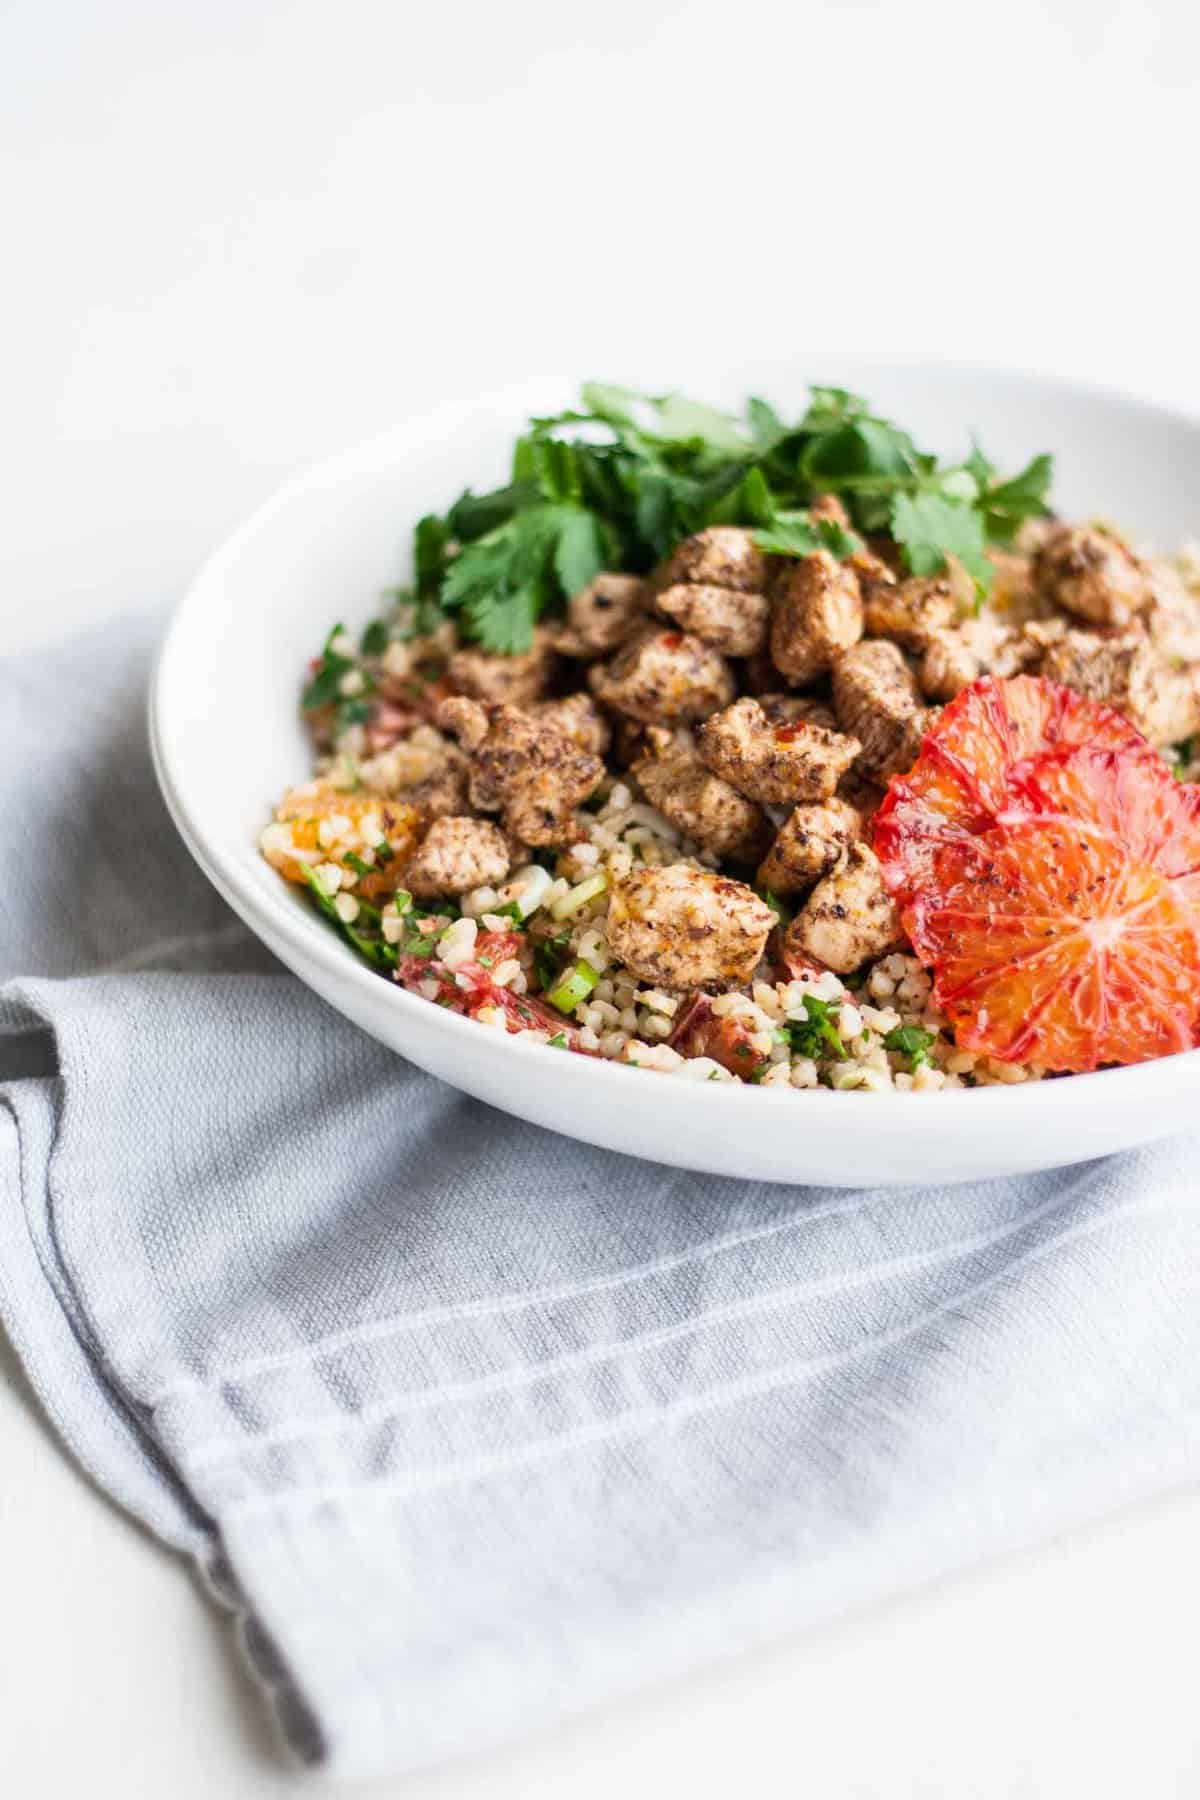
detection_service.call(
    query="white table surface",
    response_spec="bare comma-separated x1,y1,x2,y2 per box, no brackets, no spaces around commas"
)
4,1,1200,1792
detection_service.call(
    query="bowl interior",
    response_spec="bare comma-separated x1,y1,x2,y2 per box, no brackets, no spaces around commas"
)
152,360,1200,1186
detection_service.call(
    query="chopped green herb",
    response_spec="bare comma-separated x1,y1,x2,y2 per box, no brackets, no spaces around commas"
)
375,841,396,864
785,994,847,1061
302,625,355,710
1170,735,1196,774
533,930,571,992
883,1023,938,1071
489,900,525,924
297,863,397,972
547,1031,569,1049
342,851,375,878
400,932,439,959
360,618,389,657
756,887,794,929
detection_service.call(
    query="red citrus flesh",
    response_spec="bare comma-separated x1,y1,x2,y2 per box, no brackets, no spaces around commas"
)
872,677,1200,1072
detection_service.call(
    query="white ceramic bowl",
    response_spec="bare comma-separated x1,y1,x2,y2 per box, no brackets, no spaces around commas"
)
151,360,1200,1186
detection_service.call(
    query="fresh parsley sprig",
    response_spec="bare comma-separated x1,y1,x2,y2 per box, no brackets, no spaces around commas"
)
379,383,1054,654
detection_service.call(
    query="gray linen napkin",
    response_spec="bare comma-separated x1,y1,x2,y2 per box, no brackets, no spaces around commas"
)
3,610,1200,1779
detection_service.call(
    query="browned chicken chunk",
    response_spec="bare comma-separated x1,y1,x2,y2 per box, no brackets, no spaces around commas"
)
1034,524,1154,628
832,639,927,776
534,691,612,756
756,796,861,897
552,573,647,657
784,843,901,974
757,693,840,732
589,626,735,724
438,700,603,844
862,576,956,649
919,628,981,700
1037,627,1200,746
697,696,861,804
606,865,775,990
654,525,772,595
655,582,770,656
448,630,558,705
633,738,770,863
404,816,512,899
769,550,864,684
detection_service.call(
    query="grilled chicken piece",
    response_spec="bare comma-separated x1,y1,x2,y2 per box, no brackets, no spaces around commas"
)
832,639,928,776
633,738,770,863
437,699,603,845
552,573,647,657
1034,524,1154,629
405,816,512,898
863,576,956,650
756,693,840,731
448,629,558,705
769,550,864,684
919,627,981,700
437,694,490,750
697,696,861,804
589,626,735,725
784,843,901,974
606,865,775,990
534,691,612,756
655,582,770,656
653,525,772,595
1145,561,1200,667
649,527,772,656
756,796,861,896
1037,627,1200,747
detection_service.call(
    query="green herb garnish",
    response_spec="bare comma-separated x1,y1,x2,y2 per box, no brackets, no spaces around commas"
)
297,863,397,972
785,994,847,1062
387,382,1053,653
883,1023,938,1071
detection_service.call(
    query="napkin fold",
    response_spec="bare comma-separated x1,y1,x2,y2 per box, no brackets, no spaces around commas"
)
3,610,1200,1779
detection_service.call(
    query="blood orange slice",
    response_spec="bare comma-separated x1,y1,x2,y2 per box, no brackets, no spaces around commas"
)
872,675,1200,1071
874,674,1151,902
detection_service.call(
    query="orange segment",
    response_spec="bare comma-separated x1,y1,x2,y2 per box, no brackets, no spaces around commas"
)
262,784,422,891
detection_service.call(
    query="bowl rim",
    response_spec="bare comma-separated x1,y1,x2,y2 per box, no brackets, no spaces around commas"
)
149,358,1200,1127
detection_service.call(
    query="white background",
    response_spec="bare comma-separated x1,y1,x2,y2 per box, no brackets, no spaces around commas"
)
3,1,1200,1793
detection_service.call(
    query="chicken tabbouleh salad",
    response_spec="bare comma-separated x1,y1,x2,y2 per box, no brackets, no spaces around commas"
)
261,382,1200,1091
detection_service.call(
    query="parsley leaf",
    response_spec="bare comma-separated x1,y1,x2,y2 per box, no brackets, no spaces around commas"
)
302,625,355,710
360,618,389,657
440,503,614,654
890,492,994,599
396,381,1053,656
755,510,864,561
785,994,847,1061
883,1023,938,1070
974,452,1055,544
